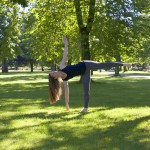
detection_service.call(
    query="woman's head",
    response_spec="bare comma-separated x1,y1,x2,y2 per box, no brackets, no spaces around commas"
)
48,73,62,104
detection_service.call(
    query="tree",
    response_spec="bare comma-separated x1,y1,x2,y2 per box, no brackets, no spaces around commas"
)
90,0,150,75
74,0,96,60
27,0,96,63
21,0,81,68
9,0,150,74
21,11,37,72
0,2,21,72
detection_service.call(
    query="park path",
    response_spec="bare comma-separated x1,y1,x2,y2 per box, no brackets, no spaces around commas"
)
120,74,150,79
101,72,150,79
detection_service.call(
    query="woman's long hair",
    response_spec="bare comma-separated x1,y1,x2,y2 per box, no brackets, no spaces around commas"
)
48,74,62,104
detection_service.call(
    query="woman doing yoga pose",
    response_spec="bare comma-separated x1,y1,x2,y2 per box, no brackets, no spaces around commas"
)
48,36,131,112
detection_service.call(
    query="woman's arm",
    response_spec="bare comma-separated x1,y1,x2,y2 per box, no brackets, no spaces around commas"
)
60,37,69,111
63,81,69,111
60,36,68,69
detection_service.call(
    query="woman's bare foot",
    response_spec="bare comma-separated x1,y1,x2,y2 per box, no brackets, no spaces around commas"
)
80,108,88,113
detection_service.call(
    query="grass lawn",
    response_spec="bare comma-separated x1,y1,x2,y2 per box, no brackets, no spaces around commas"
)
0,71,150,150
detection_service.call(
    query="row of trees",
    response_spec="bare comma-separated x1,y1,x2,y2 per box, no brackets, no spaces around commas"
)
0,0,150,75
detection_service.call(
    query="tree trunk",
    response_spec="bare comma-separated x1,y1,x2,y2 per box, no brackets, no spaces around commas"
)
123,66,127,72
114,55,121,76
2,58,8,73
51,60,57,71
15,61,18,70
30,60,34,72
41,66,44,71
67,59,72,65
74,0,95,60
80,30,90,60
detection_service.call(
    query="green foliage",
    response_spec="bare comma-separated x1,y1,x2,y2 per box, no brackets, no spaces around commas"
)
21,0,81,64
0,2,21,60
90,0,150,63
2,0,149,66
20,0,150,65
10,0,28,7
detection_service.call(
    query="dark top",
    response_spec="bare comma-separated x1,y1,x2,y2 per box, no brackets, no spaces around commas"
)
61,61,86,81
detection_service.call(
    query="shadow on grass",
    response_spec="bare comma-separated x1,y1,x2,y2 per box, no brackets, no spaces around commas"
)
0,75,48,83
0,77,150,111
0,73,150,150
32,116,150,150
2,110,146,150
0,107,149,150
0,81,50,112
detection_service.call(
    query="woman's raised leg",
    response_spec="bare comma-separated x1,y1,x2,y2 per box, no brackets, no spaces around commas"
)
83,60,124,71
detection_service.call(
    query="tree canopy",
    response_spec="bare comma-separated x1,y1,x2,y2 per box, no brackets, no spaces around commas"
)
1,0,150,72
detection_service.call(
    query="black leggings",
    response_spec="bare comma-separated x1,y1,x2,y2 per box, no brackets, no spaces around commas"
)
81,61,123,108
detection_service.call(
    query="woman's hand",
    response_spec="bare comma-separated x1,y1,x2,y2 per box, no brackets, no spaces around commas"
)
63,36,68,45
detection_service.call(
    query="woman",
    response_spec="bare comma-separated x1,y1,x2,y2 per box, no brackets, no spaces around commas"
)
48,36,131,113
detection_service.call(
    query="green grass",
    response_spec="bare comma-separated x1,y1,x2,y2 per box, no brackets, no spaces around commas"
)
0,71,150,150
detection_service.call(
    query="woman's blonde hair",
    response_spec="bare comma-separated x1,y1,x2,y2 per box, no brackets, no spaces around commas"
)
48,74,62,104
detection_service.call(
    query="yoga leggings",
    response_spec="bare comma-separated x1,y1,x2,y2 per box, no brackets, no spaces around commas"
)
81,61,123,108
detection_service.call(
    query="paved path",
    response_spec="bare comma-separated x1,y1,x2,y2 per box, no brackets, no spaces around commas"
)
120,74,150,79
101,72,150,79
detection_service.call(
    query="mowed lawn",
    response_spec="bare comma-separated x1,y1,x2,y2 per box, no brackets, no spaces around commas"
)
0,71,150,150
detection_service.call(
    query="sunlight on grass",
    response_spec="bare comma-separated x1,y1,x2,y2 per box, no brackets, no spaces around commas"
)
0,71,150,150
